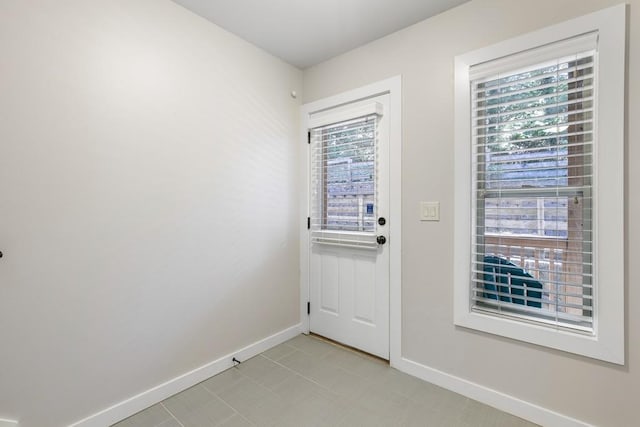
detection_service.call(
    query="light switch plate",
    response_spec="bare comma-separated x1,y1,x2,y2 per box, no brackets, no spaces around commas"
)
420,201,440,221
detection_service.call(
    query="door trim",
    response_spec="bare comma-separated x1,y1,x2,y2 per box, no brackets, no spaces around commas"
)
300,76,402,365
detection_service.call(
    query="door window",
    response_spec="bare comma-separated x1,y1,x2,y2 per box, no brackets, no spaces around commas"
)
310,115,377,233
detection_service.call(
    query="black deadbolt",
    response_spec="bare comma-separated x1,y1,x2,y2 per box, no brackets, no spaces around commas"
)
376,235,387,245
378,217,386,226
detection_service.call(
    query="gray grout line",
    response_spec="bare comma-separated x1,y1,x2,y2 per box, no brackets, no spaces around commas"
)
225,409,256,427
159,402,185,427
200,374,257,426
242,350,357,420
262,350,357,425
261,344,297,361
260,340,408,420
209,402,243,427
212,394,244,426
285,343,335,358
261,343,383,387
202,390,257,426
260,351,351,400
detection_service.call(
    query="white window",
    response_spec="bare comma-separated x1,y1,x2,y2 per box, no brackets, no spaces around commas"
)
311,114,377,234
454,5,625,364
308,101,384,249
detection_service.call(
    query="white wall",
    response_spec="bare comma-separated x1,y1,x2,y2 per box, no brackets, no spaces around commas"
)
304,0,637,426
0,1,302,426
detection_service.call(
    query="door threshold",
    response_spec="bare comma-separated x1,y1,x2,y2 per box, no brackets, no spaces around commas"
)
308,332,389,364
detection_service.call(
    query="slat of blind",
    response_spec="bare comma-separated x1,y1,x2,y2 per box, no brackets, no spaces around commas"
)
478,203,591,211
471,269,593,287
475,96,594,118
475,107,595,131
475,64,594,89
477,265,594,276
472,296,593,324
471,287,594,311
472,291,595,310
472,287,594,309
472,285,593,302
311,236,378,249
472,282,594,298
474,98,594,121
473,294,594,315
472,248,594,260
313,140,375,150
475,68,594,98
316,124,375,136
477,131,593,148
477,223,594,234
476,152,592,166
473,84,594,109
484,123,592,142
475,72,594,105
477,162,593,176
312,150,375,160
476,116,593,135
478,174,592,186
474,54,594,89
477,178,593,189
478,224,591,233
470,33,596,332
315,132,375,144
472,89,594,116
473,293,595,311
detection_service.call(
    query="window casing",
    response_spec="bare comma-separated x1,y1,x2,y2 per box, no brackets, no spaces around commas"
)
454,5,625,364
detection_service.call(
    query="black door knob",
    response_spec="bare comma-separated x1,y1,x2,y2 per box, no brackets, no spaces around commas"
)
378,217,386,226
376,235,387,245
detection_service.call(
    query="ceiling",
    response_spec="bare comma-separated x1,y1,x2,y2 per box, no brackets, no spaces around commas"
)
171,0,470,69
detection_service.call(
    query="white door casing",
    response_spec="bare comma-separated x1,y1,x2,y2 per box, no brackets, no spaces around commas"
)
300,77,402,362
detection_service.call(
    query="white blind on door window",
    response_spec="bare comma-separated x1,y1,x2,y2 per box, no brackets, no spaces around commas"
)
310,114,379,249
470,35,596,332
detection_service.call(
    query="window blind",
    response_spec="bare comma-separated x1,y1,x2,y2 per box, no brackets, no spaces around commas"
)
470,36,596,332
309,114,379,249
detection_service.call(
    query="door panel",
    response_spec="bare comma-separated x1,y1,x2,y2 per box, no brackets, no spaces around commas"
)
319,252,340,315
308,94,390,359
353,254,376,325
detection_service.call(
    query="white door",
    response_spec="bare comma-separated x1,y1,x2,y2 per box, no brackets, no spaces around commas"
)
307,94,390,359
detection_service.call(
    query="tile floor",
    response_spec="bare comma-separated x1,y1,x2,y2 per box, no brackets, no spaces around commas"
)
112,334,537,427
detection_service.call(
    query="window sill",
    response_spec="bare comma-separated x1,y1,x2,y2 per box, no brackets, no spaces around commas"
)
454,308,622,365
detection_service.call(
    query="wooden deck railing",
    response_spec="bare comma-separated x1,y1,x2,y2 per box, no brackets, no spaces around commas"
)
483,235,585,316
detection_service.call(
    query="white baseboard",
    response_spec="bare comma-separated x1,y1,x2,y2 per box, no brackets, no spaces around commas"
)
0,419,18,427
393,357,591,427
69,324,302,427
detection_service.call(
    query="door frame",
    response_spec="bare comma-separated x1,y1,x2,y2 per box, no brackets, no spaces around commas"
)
299,76,402,365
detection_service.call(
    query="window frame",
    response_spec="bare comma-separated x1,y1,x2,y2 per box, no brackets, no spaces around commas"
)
453,4,625,364
472,45,596,330
311,114,378,234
